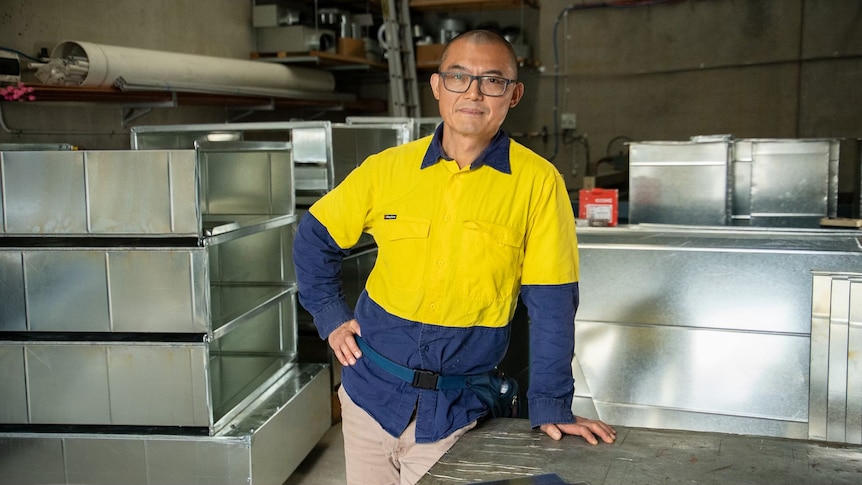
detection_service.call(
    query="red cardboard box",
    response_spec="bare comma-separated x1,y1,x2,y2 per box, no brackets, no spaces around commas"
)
578,188,619,226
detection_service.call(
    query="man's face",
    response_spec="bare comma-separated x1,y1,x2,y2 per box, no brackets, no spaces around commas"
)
430,39,524,142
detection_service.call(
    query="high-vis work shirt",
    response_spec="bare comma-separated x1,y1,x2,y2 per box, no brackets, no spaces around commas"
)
293,124,580,443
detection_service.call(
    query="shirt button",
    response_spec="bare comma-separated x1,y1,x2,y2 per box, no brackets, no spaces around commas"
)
443,214,451,221
429,302,437,310
437,259,444,266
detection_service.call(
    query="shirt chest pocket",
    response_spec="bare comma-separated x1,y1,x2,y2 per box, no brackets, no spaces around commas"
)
376,216,431,291
457,220,524,302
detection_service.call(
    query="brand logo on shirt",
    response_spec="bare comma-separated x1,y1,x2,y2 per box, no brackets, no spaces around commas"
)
384,214,397,220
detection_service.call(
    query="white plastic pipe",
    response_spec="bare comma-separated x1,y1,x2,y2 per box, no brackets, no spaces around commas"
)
50,40,335,92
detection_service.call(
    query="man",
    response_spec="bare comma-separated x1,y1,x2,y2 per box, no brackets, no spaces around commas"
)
293,30,616,485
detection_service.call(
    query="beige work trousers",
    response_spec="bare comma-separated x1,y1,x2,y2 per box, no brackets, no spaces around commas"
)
338,385,477,485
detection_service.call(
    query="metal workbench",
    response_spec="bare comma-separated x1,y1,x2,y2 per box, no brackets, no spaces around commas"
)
419,418,862,485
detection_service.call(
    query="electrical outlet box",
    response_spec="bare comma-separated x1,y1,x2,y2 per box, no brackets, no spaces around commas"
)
0,51,21,85
561,113,577,130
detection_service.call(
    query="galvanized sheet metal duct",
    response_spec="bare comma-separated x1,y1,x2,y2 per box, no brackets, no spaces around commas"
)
574,225,862,443
810,272,862,444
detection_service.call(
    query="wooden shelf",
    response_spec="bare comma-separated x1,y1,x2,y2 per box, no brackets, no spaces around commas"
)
409,0,539,11
416,57,539,71
416,61,441,70
251,51,387,71
316,0,382,10
2,85,387,113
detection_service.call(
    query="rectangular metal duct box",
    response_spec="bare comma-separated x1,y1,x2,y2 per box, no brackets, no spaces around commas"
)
347,116,442,141
733,139,838,227
0,321,301,429
0,145,294,236
629,139,732,225
809,272,862,444
0,227,296,335
130,120,412,207
330,124,410,187
0,363,331,485
1,247,209,333
1,341,211,426
574,225,862,441
629,136,839,228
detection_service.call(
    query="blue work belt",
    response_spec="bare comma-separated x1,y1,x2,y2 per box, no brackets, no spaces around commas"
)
355,335,475,390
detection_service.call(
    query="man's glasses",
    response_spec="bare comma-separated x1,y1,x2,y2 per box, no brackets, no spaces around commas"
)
438,72,516,97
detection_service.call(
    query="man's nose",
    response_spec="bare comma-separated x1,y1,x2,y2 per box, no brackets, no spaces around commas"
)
464,78,483,98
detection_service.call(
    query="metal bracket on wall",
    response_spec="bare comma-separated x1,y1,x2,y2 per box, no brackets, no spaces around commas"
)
122,107,154,125
120,91,178,125
226,100,278,123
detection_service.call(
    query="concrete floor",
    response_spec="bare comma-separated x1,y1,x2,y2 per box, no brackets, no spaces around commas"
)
283,422,346,485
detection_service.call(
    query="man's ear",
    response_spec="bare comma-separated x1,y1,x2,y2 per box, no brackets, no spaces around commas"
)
509,81,525,108
430,73,441,100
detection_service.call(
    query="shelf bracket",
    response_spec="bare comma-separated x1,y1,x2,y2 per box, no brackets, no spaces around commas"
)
122,107,154,125
121,92,178,126
226,98,277,122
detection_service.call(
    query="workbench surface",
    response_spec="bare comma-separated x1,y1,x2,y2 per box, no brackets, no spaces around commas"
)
418,418,862,485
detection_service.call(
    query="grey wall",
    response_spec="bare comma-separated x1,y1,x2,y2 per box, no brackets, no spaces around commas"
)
2,0,860,193
0,0,255,149
2,0,254,58
418,0,862,192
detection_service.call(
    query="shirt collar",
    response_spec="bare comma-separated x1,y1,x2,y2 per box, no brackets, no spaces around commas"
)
420,122,512,174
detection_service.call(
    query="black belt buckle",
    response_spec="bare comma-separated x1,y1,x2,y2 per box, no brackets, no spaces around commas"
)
412,369,439,390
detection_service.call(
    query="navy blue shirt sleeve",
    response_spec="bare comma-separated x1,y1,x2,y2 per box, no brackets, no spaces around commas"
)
293,213,356,340
520,282,579,427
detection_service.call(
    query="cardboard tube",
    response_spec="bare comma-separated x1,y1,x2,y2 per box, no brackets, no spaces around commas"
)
51,40,335,92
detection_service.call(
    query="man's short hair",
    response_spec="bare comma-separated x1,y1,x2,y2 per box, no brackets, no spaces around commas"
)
440,29,519,78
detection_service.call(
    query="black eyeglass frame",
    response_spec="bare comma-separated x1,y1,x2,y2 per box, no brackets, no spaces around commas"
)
437,71,517,97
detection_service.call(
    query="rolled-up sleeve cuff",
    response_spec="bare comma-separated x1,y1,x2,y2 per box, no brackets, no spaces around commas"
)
529,397,576,428
315,300,356,340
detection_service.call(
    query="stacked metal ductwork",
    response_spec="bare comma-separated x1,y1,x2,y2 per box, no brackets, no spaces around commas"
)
628,136,840,227
0,143,331,484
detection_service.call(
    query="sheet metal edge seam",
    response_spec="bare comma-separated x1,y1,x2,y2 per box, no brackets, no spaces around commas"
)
586,399,810,424
575,318,811,338
577,243,860,256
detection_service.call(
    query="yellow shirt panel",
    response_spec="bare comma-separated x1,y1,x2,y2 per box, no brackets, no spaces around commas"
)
308,136,579,328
